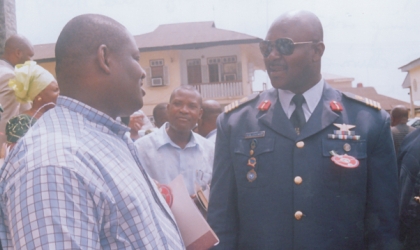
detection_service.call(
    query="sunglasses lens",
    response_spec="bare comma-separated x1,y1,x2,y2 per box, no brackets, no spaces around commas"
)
276,38,294,56
259,41,271,57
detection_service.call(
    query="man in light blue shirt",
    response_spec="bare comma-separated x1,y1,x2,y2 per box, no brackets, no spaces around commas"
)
135,86,214,195
0,14,184,249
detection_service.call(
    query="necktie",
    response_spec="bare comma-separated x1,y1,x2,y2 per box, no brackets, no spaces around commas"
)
290,94,306,134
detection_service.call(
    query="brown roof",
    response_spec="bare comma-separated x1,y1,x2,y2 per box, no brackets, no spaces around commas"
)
336,86,412,111
33,21,261,60
134,21,261,52
323,72,354,82
33,43,55,61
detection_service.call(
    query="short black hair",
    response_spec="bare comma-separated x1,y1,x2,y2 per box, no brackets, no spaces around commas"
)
169,85,202,107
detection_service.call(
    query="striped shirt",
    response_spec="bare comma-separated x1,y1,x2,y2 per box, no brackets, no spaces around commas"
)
0,96,184,249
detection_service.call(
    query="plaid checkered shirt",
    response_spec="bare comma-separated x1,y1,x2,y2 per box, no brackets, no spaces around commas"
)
0,96,185,249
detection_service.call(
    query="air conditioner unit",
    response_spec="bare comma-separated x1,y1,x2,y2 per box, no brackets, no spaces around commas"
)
224,74,236,82
151,78,163,86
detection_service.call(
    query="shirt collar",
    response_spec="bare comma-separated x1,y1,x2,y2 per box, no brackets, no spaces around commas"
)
156,122,198,149
278,78,324,114
0,59,14,69
57,96,129,137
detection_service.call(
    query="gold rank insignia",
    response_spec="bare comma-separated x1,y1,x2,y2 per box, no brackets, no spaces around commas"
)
342,92,381,110
224,93,260,113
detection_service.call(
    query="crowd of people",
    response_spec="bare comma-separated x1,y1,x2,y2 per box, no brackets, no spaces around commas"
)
0,9,418,250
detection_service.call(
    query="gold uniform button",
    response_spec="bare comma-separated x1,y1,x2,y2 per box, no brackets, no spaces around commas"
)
295,211,303,220
296,141,304,148
294,176,303,185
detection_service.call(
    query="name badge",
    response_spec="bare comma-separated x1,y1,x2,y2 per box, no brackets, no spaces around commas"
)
244,131,265,139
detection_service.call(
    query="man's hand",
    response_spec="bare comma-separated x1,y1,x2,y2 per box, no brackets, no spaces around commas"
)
129,113,145,140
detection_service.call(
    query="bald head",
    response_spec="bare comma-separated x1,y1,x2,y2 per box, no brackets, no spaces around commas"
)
2,34,34,66
56,14,128,79
391,105,410,126
197,100,222,138
55,14,146,119
270,10,323,42
202,100,222,121
153,103,168,128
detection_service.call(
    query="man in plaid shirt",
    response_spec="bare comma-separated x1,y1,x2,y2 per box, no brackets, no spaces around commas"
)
0,14,184,249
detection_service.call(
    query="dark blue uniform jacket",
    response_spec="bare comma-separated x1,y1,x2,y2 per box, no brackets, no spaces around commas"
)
398,128,420,249
207,83,399,250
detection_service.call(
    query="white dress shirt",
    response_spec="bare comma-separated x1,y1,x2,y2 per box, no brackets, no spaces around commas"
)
278,79,324,121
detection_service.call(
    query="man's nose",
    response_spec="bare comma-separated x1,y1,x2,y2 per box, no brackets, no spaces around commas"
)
180,105,189,113
139,67,146,96
267,46,281,60
141,69,146,81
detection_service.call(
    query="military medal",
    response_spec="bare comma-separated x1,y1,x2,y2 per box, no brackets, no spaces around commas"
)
328,123,360,141
247,157,256,167
249,139,256,155
247,139,258,182
330,151,359,168
328,134,360,140
258,100,271,111
334,123,355,132
158,185,174,207
247,169,257,182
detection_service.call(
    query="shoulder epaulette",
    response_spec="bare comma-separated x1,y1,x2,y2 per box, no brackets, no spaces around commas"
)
224,93,260,113
342,92,381,110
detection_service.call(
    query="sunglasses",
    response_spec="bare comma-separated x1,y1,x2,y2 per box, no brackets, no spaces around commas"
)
259,38,317,57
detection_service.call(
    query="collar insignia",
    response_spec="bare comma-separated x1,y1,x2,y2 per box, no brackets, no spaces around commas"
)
330,101,343,112
258,100,271,111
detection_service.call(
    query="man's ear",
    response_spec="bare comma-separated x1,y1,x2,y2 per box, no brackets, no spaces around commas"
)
312,42,325,62
97,44,111,74
14,49,22,60
198,108,203,120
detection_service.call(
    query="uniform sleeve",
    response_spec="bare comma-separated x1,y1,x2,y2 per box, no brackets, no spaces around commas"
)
207,114,239,249
0,165,104,250
365,115,400,249
399,148,420,248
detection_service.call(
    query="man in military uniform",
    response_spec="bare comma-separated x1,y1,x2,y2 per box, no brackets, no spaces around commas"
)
207,10,399,249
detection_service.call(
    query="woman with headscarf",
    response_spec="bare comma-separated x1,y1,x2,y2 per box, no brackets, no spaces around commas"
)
2,61,59,153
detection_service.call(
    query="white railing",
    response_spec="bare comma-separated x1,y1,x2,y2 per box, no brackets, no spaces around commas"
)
192,81,243,99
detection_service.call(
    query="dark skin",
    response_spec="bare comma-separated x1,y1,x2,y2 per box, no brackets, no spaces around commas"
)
8,81,60,150
24,81,60,119
1,34,34,66
153,103,169,128
55,14,146,119
391,105,410,126
264,10,325,94
166,88,203,149
197,100,222,138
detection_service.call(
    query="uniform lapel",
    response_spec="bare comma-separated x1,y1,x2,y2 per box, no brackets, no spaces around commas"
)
258,89,298,141
298,83,340,140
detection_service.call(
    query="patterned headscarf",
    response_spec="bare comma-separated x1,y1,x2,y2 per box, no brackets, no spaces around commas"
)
6,114,37,143
8,61,56,103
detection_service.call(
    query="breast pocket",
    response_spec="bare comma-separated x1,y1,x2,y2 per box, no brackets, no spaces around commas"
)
322,139,367,159
233,138,275,188
321,139,367,190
